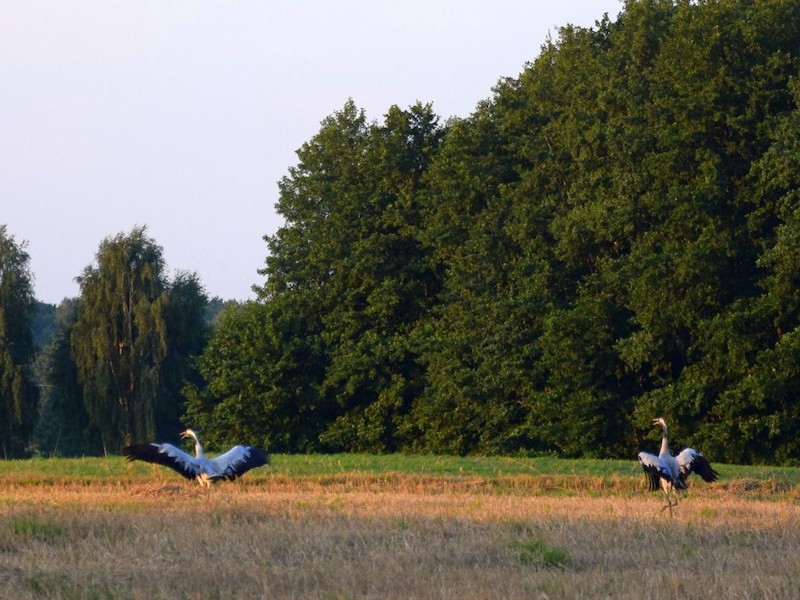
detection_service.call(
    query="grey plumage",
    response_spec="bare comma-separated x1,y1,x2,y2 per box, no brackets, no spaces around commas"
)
123,429,269,488
638,417,718,516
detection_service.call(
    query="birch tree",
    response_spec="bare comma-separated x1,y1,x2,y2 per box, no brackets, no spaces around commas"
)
0,226,37,457
71,226,168,452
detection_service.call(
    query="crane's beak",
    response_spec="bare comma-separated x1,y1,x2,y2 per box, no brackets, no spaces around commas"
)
651,418,661,426
180,430,190,440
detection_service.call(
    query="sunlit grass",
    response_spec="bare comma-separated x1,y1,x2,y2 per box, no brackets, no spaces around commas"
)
4,454,800,499
8,452,796,479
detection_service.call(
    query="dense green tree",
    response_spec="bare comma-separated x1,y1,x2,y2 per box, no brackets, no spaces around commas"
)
620,0,800,461
205,297,240,327
409,100,547,454
31,301,58,350
70,229,209,453
188,0,800,461
256,100,445,451
671,78,800,464
417,0,800,458
317,103,445,451
32,299,96,457
0,226,38,457
183,298,327,452
71,226,170,452
157,271,209,441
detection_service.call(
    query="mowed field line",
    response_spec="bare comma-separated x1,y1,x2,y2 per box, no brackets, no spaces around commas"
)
1,466,799,599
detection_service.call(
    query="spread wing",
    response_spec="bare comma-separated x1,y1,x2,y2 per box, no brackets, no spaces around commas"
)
123,443,202,480
638,451,666,492
676,448,719,484
210,445,270,481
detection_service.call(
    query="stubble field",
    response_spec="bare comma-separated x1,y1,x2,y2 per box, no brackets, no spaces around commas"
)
0,455,798,599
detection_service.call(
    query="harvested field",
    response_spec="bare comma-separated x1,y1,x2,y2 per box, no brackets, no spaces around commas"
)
0,460,799,599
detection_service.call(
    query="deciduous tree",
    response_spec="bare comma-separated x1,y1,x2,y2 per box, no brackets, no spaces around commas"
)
71,226,169,452
0,226,37,457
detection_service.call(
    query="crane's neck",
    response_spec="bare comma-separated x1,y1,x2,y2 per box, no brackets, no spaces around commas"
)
185,431,205,459
658,423,670,457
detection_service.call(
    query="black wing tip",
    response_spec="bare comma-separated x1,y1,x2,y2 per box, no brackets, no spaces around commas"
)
702,466,720,483
121,443,198,480
637,452,662,492
122,444,153,462
693,455,719,483
252,447,270,467
639,464,661,492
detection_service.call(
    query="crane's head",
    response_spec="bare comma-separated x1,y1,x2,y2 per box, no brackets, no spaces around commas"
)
651,417,667,429
180,429,199,442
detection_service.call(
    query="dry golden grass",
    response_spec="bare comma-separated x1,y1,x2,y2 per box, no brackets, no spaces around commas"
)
0,472,799,599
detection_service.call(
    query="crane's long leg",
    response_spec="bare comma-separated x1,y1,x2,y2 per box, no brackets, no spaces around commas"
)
660,486,676,517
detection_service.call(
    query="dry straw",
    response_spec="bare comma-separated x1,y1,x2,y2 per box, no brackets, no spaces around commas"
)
0,472,798,599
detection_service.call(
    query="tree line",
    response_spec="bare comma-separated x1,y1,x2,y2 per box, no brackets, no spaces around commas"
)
0,225,226,457
3,0,800,463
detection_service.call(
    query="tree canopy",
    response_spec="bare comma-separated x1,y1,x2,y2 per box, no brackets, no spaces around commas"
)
71,226,208,453
193,0,800,463
0,226,37,457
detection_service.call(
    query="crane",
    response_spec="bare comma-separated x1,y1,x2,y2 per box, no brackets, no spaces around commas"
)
637,417,718,516
123,429,269,489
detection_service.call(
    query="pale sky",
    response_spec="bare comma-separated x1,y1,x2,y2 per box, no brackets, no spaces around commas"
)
2,1,621,305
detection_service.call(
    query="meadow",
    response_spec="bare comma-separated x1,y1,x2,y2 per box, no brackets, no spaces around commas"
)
1,455,799,599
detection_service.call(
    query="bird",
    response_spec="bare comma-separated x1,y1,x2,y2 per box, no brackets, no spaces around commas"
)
637,417,718,516
123,428,269,489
